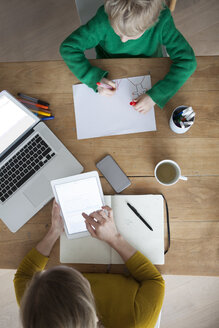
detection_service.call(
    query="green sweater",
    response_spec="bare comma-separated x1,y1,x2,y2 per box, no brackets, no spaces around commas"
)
60,5,197,108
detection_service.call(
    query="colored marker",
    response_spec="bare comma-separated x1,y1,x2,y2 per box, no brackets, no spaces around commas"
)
96,82,114,90
130,101,137,106
18,98,49,109
179,121,185,128
186,112,195,121
18,101,51,113
184,121,193,127
17,93,50,106
176,110,183,117
40,116,55,121
182,107,193,116
28,108,51,117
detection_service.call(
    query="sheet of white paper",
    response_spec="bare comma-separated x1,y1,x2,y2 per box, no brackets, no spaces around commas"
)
55,177,103,235
73,75,156,139
111,195,164,265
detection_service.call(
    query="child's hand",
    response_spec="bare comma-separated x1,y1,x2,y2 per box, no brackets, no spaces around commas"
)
132,94,155,114
97,77,116,96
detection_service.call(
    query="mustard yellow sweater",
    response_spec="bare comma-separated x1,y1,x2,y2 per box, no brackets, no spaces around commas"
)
14,248,165,328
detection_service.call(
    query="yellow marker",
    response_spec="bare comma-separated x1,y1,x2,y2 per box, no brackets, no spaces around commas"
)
29,108,51,117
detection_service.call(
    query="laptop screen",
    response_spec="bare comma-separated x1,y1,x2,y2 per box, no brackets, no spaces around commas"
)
0,92,38,155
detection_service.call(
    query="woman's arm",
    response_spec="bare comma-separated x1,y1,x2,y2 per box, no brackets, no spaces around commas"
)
13,201,64,305
82,206,165,327
36,201,64,256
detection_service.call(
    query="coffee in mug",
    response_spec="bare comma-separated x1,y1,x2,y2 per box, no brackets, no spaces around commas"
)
154,160,187,186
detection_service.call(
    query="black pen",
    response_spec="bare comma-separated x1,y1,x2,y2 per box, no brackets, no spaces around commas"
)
17,93,50,107
127,202,153,231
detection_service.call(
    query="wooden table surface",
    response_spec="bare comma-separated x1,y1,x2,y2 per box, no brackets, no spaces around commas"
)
0,57,218,276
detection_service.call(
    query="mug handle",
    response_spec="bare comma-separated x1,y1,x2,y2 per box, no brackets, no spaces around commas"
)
179,175,188,181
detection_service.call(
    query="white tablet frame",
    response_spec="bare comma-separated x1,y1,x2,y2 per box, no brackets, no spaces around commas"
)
51,171,105,239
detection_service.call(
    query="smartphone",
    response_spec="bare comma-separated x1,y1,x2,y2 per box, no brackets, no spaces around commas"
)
96,155,131,193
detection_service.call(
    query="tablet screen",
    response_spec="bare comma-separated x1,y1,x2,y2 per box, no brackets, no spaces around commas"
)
55,177,103,235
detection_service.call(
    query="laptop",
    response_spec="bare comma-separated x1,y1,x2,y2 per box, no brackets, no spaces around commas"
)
0,90,83,232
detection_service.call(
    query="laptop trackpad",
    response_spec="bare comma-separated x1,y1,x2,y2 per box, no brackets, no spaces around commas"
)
23,174,52,207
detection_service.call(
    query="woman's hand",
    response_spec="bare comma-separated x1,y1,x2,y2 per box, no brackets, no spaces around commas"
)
132,94,155,114
36,200,64,257
82,206,119,245
97,77,116,96
50,200,64,237
82,206,136,261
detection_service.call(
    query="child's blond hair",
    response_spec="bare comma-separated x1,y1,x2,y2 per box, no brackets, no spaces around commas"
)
104,0,164,37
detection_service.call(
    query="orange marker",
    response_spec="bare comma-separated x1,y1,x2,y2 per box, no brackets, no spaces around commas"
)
18,99,49,109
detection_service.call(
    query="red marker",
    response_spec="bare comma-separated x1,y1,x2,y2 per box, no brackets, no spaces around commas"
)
96,82,114,90
130,101,137,106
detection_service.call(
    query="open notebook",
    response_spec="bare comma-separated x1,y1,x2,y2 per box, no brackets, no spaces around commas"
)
60,194,164,265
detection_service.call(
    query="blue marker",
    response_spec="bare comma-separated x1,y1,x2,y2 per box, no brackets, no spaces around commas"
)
176,110,184,117
41,116,55,121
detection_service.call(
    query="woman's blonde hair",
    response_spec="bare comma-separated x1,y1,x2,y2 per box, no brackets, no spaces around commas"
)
20,266,97,328
104,0,164,37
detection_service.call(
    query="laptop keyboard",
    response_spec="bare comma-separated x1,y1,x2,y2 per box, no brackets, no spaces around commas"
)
0,134,55,203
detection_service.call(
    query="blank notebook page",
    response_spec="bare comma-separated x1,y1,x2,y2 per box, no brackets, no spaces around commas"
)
111,195,164,265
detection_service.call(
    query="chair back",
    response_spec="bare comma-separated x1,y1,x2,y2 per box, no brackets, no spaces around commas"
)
75,0,103,25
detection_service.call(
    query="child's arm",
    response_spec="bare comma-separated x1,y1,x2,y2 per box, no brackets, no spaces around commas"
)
146,9,197,109
60,7,108,92
131,94,156,114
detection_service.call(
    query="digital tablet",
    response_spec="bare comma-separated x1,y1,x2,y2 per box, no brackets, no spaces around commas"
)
51,171,105,239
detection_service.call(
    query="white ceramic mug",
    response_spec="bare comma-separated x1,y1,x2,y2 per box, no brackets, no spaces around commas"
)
154,159,188,186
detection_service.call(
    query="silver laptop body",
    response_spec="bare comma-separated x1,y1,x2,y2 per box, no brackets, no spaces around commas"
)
0,90,83,232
